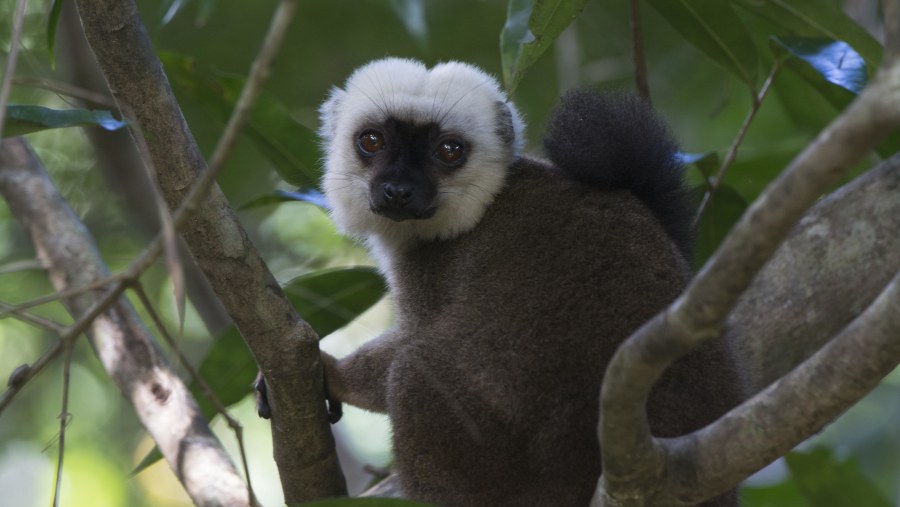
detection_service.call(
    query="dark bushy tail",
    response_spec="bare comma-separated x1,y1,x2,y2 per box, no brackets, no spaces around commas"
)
543,89,693,260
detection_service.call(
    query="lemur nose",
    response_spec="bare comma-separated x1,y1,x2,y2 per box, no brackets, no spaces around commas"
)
383,182,413,206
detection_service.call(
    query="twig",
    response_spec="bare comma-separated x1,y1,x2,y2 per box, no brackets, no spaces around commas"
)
51,342,75,507
693,61,781,227
0,301,66,333
0,280,126,415
630,0,651,105
885,0,900,62
11,76,119,109
0,0,28,135
0,258,45,274
180,0,301,221
0,275,121,320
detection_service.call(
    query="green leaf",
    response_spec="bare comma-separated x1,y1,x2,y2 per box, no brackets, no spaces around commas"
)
741,479,811,507
679,151,720,180
192,267,386,418
500,0,590,92
647,0,758,87
194,326,256,417
161,53,321,187
283,267,387,339
3,105,127,138
692,183,747,270
734,0,882,70
129,447,163,477
771,36,866,97
769,36,900,157
47,0,64,68
299,499,437,507
240,189,330,211
785,448,892,507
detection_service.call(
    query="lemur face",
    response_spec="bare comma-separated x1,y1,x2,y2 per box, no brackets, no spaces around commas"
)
318,58,525,246
354,118,465,223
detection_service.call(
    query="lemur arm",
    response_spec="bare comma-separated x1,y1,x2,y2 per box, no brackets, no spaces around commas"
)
322,329,404,414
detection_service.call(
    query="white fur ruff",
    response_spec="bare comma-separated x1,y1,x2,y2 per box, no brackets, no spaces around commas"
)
319,58,526,270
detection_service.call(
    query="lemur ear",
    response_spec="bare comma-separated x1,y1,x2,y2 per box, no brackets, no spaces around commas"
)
495,101,516,147
495,100,526,156
318,87,346,141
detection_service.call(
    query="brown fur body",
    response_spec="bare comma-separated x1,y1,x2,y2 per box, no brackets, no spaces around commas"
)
325,157,742,506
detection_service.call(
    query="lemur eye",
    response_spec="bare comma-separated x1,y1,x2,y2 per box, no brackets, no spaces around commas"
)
434,139,466,167
358,130,385,155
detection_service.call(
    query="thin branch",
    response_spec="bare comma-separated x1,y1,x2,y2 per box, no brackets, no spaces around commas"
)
209,1,297,174
884,0,900,62
595,50,900,507
630,0,651,105
11,76,119,109
0,0,27,136
0,281,126,416
51,343,75,507
693,61,780,227
0,275,121,320
0,301,66,333
0,258,45,274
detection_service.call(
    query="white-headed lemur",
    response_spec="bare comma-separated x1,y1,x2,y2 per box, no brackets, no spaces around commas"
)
257,58,742,506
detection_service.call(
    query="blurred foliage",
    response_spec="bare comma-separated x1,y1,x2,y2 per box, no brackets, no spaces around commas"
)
1,0,898,506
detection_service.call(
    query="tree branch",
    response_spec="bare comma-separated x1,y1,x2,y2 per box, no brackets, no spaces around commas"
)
71,0,347,501
728,152,900,392
670,270,900,503
594,43,900,507
0,137,250,507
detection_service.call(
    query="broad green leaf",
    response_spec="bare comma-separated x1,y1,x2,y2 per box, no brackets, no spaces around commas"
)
161,53,321,187
283,266,387,339
299,498,437,507
195,325,257,417
785,448,891,507
647,0,758,87
3,105,127,138
500,0,590,92
734,0,882,70
193,267,386,418
692,183,747,270
240,189,330,211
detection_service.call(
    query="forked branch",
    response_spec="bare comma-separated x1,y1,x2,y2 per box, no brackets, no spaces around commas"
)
594,8,900,504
